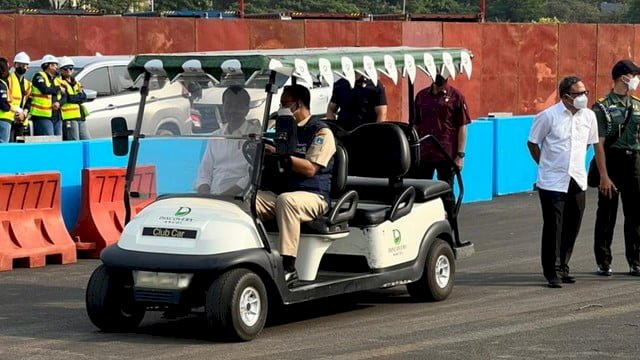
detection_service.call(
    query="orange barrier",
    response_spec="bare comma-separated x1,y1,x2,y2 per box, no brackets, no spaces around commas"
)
71,165,157,258
0,172,77,271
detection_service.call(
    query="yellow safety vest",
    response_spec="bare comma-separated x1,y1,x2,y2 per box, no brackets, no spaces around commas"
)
60,78,82,121
8,72,31,109
30,71,61,118
0,79,14,122
8,72,32,127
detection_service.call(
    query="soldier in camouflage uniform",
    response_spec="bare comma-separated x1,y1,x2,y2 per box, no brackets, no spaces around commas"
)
592,59,640,276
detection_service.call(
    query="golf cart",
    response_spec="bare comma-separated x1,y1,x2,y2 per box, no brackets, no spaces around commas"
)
85,47,475,341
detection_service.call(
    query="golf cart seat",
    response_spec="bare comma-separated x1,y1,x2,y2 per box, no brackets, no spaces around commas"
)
342,123,450,226
300,143,358,235
297,143,358,282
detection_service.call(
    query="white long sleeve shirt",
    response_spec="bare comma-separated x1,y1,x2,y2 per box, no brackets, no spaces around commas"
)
528,101,599,192
194,119,261,195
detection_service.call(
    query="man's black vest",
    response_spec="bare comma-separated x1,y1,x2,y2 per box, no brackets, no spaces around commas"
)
286,118,334,205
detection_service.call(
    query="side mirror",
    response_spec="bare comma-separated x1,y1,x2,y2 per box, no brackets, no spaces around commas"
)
111,117,131,156
84,88,98,102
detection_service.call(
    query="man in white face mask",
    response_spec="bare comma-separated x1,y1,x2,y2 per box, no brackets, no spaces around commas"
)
591,59,640,277
527,75,599,288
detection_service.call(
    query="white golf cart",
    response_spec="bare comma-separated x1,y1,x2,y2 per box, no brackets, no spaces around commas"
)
85,47,475,341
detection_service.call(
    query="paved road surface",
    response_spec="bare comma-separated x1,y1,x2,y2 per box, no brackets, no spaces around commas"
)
1,190,639,359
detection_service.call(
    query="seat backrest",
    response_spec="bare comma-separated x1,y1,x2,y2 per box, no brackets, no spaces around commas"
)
330,144,348,198
386,121,421,171
342,123,411,179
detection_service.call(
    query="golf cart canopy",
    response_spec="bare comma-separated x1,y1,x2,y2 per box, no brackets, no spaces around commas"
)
127,46,473,88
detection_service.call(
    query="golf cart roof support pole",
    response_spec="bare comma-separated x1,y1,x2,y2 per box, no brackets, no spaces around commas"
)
408,79,415,125
123,71,151,224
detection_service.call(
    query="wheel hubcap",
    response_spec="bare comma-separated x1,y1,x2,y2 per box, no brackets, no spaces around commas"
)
239,286,261,327
435,255,451,288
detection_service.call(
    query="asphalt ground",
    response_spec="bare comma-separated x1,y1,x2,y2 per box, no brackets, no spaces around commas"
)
1,189,640,359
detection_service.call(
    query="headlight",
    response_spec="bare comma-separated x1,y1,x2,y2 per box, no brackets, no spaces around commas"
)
133,271,193,290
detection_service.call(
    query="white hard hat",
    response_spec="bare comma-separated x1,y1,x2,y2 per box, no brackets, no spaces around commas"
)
59,56,74,68
41,54,59,65
13,51,30,64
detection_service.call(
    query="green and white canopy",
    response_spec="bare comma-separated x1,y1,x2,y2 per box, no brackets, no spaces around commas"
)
128,46,473,88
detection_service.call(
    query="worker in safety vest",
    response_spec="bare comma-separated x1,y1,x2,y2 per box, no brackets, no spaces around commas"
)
0,57,18,143
58,57,88,141
9,51,32,142
29,54,65,136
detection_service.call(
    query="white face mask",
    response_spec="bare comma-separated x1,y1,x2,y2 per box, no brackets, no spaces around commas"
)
627,76,640,91
277,106,294,117
571,94,588,109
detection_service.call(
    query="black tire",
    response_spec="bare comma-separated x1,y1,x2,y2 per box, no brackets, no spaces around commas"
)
205,269,268,342
156,123,179,136
85,265,145,332
407,238,455,301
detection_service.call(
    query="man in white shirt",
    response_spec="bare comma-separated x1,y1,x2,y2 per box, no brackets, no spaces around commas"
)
527,75,599,288
195,86,261,196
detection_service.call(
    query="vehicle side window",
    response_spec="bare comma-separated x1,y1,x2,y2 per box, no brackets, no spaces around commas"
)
110,66,134,95
81,67,111,97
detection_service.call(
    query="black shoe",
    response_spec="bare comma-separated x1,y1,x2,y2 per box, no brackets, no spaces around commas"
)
629,265,640,276
596,265,612,276
561,275,576,284
547,278,562,288
284,270,298,283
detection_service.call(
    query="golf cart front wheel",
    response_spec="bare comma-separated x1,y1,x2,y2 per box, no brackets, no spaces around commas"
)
85,265,145,332
205,268,268,341
407,238,455,301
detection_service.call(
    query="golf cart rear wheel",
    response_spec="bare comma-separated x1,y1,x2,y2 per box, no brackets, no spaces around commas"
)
205,269,268,341
85,265,145,332
407,238,455,301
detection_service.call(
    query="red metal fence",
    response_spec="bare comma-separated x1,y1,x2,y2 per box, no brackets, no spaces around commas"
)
1,15,637,120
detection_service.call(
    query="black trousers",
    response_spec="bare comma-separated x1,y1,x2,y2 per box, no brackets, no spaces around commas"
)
594,149,640,267
413,160,455,221
538,178,585,281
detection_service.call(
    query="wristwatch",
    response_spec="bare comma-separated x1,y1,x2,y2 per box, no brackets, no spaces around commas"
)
456,151,466,158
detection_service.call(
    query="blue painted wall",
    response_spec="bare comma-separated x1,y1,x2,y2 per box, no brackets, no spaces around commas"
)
461,120,494,203
489,115,538,195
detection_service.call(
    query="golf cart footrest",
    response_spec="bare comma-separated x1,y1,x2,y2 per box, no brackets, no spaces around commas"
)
455,241,475,259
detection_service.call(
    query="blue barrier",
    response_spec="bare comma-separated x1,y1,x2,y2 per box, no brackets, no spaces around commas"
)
0,141,83,229
489,115,537,195
460,120,494,203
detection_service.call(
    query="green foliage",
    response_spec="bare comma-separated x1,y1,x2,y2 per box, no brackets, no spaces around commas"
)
0,0,633,24
533,16,562,24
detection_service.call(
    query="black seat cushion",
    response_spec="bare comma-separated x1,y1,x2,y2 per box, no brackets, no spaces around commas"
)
352,203,391,226
346,176,451,203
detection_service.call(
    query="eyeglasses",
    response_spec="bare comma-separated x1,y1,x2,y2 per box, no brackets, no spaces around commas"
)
567,90,589,97
60,66,73,71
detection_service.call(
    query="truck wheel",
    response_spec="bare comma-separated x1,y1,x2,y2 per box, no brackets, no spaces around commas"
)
156,123,179,136
407,238,455,301
206,269,268,341
86,265,145,332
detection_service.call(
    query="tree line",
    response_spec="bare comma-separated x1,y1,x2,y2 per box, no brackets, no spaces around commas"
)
3,0,640,23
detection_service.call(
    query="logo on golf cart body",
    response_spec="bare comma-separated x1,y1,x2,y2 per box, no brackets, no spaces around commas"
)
175,207,191,217
159,207,194,225
389,229,406,256
393,229,401,245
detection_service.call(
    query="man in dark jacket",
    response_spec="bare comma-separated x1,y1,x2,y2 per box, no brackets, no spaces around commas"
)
257,84,336,283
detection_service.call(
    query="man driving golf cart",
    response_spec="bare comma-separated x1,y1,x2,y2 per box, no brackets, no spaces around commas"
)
256,84,336,283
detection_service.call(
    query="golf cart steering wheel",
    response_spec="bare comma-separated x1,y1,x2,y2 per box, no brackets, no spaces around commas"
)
242,138,276,163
